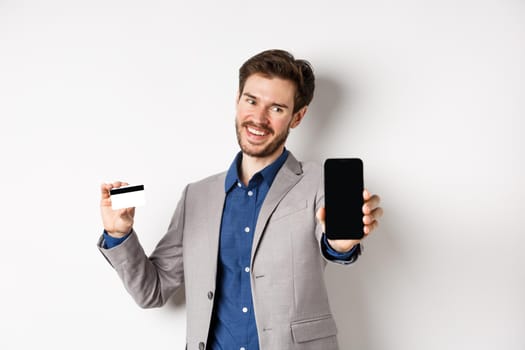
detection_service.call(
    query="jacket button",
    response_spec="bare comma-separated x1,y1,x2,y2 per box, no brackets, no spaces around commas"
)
199,342,205,350
207,291,213,300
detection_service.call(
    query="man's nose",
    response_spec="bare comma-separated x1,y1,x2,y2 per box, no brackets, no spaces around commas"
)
252,106,269,123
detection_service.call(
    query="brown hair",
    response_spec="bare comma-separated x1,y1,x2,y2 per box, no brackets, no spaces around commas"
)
238,49,315,113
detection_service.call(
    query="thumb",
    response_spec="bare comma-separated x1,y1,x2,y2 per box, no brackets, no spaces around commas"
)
316,207,326,233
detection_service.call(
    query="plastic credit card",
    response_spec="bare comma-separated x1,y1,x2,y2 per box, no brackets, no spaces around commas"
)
110,185,145,210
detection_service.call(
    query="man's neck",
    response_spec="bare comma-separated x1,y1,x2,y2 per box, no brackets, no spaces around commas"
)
239,147,284,185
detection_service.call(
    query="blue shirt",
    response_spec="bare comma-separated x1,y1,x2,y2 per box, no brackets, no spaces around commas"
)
207,150,289,350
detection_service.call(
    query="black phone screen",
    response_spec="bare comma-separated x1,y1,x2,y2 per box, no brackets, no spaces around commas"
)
324,158,364,240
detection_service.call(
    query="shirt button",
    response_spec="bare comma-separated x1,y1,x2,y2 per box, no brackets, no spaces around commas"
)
207,291,213,300
247,190,253,196
242,307,248,313
244,227,250,233
240,347,246,350
199,342,205,350
237,182,242,188
245,267,250,273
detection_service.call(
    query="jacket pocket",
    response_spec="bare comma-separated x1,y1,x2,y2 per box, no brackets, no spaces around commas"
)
291,314,338,343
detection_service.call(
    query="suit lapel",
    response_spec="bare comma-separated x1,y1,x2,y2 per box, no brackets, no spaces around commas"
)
207,173,227,278
251,152,303,263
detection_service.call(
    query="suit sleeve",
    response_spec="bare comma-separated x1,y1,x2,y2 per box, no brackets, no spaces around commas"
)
97,185,188,308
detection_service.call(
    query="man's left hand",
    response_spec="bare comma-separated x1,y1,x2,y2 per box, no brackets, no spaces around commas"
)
316,189,383,253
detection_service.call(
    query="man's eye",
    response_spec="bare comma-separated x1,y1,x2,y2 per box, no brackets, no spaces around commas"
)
246,99,256,105
271,106,283,113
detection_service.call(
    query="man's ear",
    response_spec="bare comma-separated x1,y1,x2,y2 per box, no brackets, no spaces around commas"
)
290,106,308,129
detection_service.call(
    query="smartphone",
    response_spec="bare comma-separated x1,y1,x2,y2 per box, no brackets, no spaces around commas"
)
324,158,364,240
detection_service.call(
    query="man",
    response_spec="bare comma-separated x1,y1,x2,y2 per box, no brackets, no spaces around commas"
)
98,49,383,350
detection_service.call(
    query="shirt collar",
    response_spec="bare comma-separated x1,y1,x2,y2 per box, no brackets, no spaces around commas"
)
224,148,290,192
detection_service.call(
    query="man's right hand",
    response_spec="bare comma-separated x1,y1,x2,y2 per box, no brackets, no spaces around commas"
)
101,181,135,238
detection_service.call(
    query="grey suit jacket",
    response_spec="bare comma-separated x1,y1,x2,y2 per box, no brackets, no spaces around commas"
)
99,152,355,349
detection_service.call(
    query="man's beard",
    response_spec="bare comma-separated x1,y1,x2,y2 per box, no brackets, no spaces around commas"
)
235,120,291,158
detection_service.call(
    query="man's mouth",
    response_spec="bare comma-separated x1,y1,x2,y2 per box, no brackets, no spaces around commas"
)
243,123,273,137
247,126,267,136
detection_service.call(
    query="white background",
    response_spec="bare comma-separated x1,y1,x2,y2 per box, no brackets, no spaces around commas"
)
0,0,523,349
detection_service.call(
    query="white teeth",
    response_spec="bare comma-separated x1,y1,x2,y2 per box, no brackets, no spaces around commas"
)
248,127,266,136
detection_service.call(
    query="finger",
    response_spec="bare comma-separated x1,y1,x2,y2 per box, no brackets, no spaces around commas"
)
363,194,381,214
363,214,374,225
112,181,124,188
101,182,128,207
371,206,384,220
316,207,325,221
126,207,136,218
101,183,113,200
110,181,129,189
364,220,379,234
363,206,383,224
102,181,128,203
316,207,326,232
364,207,384,222
363,189,371,201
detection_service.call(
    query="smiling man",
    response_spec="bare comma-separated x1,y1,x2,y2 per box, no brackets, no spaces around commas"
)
98,49,383,350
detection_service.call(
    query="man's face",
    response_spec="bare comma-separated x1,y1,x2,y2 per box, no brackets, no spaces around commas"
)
235,73,304,159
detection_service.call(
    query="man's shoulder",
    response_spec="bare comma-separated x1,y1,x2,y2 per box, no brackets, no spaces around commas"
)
283,152,322,177
297,160,323,191
299,160,322,175
281,155,323,194
180,171,227,204
292,157,322,181
188,170,227,189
